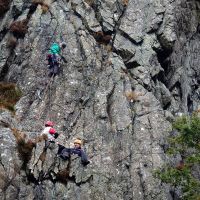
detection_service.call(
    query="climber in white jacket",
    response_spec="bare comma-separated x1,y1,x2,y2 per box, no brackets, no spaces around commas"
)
42,121,55,141
29,121,58,173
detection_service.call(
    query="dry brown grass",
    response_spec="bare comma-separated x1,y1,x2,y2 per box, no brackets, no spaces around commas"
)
122,0,129,6
93,31,112,45
35,134,48,143
0,82,22,112
105,44,112,52
18,140,35,163
32,0,51,13
7,125,49,165
9,19,28,38
7,35,17,48
11,128,26,144
56,168,70,184
84,0,94,7
21,134,47,162
11,128,36,163
0,0,10,16
10,128,51,164
41,4,49,13
125,91,142,102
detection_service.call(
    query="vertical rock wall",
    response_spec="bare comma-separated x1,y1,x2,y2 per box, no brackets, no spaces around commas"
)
0,0,200,199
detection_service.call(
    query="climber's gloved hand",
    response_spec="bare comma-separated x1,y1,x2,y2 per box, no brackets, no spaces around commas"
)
54,132,59,139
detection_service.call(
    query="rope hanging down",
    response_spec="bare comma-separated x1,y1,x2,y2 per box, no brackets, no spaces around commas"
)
37,75,54,120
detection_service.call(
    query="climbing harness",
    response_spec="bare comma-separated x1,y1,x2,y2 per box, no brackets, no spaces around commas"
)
46,75,53,121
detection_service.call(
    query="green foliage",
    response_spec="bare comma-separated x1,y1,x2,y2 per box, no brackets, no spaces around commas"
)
0,82,22,112
155,115,200,200
172,116,200,149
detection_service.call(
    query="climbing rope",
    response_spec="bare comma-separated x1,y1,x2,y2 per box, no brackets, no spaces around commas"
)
36,75,54,121
46,75,54,121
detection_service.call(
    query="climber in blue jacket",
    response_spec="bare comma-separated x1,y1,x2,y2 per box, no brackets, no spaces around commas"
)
47,42,66,77
57,138,90,166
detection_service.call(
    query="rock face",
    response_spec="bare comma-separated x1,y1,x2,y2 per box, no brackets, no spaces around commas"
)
0,0,200,199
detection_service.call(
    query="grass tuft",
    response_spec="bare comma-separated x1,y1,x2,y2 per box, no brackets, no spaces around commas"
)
93,31,112,45
84,0,94,7
56,168,70,184
41,4,49,13
11,128,36,163
125,90,142,102
0,82,22,112
7,35,17,48
122,0,129,6
9,19,28,38
32,0,51,13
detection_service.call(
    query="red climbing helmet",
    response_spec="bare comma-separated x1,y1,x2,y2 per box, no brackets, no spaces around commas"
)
45,121,54,127
49,128,56,135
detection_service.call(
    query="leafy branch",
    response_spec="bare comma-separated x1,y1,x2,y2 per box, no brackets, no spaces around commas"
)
154,114,200,200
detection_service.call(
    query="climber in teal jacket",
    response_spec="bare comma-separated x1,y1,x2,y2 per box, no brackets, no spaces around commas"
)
47,42,66,77
49,43,62,55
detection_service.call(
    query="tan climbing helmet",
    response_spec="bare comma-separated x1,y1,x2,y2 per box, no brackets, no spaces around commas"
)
74,138,82,146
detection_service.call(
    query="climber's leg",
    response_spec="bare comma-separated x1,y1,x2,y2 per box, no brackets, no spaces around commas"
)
53,63,59,76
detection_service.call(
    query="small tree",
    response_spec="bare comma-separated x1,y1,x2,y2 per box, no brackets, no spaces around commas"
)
155,115,200,200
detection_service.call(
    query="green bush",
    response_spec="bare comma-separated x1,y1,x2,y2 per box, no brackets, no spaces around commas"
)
155,115,200,200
